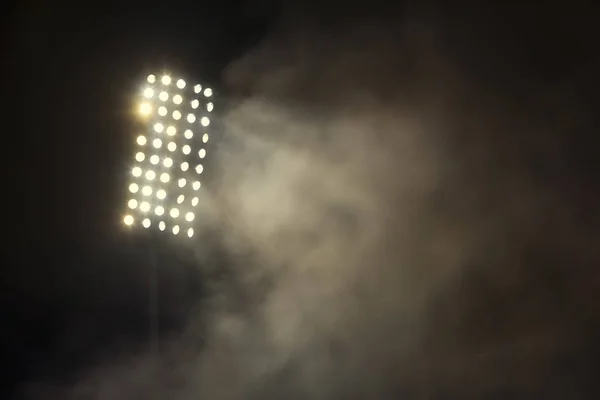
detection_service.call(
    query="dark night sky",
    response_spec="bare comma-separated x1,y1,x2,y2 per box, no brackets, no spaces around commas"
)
2,1,600,399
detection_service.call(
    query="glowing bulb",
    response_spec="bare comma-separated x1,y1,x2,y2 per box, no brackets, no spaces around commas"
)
202,133,209,143
166,126,176,136
187,114,196,123
128,199,138,209
170,208,180,218
178,178,186,188
184,130,193,139
161,75,171,85
182,145,191,155
177,195,185,204
143,88,154,98
191,99,199,109
135,152,145,162
198,149,206,159
163,157,173,168
147,74,156,84
176,79,186,89
142,218,151,228
137,135,147,145
140,102,151,115
152,138,162,148
207,102,213,112
204,88,213,97
173,110,181,120
124,215,134,225
156,189,166,200
132,166,142,177
195,164,203,174
155,206,164,216
145,170,156,180
159,91,169,101
159,221,166,231
142,186,152,196
191,197,199,206
167,142,176,152
187,228,194,237
160,173,170,183
140,201,150,212
150,155,159,165
173,225,180,235
173,94,182,104
181,162,189,171
194,84,202,93
154,123,163,133
158,106,167,116
192,181,201,190
185,212,195,222
129,183,139,193
200,117,210,127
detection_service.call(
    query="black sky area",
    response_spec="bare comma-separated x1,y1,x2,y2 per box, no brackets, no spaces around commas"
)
2,1,600,399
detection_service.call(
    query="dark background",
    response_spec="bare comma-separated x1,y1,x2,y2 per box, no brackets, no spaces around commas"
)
2,1,599,398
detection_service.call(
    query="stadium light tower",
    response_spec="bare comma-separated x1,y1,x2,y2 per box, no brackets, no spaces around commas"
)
120,72,215,393
123,72,214,237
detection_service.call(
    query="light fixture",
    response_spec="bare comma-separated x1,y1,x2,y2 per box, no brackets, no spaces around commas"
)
124,72,214,237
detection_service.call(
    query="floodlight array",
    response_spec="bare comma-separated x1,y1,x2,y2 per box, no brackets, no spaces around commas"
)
123,73,214,237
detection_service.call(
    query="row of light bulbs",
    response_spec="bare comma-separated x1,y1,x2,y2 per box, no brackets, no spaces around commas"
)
132,158,204,175
138,131,209,143
146,74,212,97
129,194,199,207
134,141,203,156
128,200,195,220
139,103,211,125
143,88,213,102
129,178,201,195
124,214,195,237
153,116,210,131
154,106,212,120
137,133,208,148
